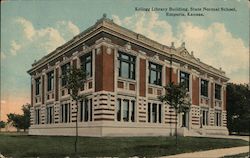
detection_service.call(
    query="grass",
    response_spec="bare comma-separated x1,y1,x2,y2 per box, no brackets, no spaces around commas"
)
0,132,248,158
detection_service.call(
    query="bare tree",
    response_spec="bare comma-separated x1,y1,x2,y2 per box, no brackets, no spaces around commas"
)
62,65,87,153
159,82,191,147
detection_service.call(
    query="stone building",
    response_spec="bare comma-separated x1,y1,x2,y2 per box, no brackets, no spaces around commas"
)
27,15,229,136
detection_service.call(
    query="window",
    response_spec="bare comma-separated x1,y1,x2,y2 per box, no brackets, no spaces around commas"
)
61,63,70,86
148,103,151,122
116,99,121,121
116,99,136,122
60,103,70,123
123,100,129,122
152,103,157,123
80,52,92,78
158,104,162,123
118,52,136,79
201,79,208,97
180,71,190,91
84,100,89,121
201,109,209,126
147,102,162,123
47,71,54,91
46,106,54,124
149,62,162,86
35,78,41,95
215,111,221,126
215,84,221,100
90,99,92,121
35,108,40,125
131,100,135,122
80,99,93,122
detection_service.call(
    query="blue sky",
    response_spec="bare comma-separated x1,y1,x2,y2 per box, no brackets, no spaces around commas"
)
1,0,249,120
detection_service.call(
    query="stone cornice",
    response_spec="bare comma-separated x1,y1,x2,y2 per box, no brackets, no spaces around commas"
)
27,16,229,81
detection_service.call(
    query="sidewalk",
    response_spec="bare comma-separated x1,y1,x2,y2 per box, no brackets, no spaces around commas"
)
162,146,249,158
192,135,249,142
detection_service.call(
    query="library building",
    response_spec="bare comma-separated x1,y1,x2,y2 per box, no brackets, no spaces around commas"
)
28,15,229,137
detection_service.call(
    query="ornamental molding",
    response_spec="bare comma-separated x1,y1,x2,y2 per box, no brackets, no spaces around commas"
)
106,47,112,55
147,54,165,65
152,54,159,60
28,16,228,82
124,42,132,50
82,44,89,50
62,55,68,61
95,37,112,45
117,45,138,57
177,48,200,65
96,47,101,55
191,68,200,76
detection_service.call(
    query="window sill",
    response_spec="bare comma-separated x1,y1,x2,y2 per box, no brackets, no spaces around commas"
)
46,90,54,94
85,77,93,81
148,84,163,89
214,106,222,110
215,99,222,102
118,77,136,83
201,95,209,99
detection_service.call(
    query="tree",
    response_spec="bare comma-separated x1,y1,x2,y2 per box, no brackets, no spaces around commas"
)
0,121,6,128
159,82,191,147
227,83,250,135
22,104,31,130
7,104,31,132
62,65,87,153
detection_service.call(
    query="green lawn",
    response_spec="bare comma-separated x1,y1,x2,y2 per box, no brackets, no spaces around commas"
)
0,133,248,158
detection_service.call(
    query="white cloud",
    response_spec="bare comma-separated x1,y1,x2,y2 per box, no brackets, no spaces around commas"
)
13,17,81,54
16,17,35,41
112,13,249,83
113,12,177,46
67,21,80,35
10,40,22,55
178,22,248,79
36,27,65,53
56,21,80,40
1,52,6,60
112,15,122,25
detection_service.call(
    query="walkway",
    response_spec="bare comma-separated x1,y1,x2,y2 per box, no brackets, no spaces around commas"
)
163,146,249,158
192,135,249,142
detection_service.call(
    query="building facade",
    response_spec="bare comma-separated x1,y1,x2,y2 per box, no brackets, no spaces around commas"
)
28,15,229,137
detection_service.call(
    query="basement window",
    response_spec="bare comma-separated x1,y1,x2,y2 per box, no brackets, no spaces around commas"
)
147,102,162,123
116,98,136,122
80,99,93,122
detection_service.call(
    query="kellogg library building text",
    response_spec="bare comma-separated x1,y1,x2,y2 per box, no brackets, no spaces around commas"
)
28,15,229,137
